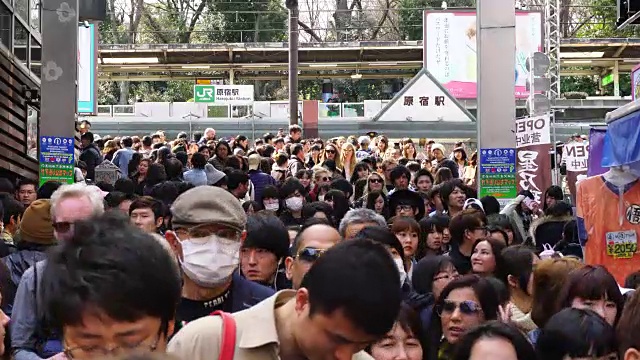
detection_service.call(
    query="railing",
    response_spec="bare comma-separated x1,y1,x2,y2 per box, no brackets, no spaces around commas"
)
87,98,630,120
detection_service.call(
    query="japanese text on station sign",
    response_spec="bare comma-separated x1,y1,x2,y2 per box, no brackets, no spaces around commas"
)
403,96,446,107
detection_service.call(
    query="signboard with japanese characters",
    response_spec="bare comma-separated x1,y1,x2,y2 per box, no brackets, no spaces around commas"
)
564,140,589,205
193,85,254,105
479,148,518,202
373,68,475,122
564,141,589,172
515,115,552,204
39,136,75,186
515,114,551,148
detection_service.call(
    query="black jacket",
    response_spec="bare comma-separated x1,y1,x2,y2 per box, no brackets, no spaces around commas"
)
436,158,460,178
80,143,103,180
448,246,472,275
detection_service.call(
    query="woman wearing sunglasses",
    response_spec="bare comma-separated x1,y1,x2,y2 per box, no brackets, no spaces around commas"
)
425,275,501,360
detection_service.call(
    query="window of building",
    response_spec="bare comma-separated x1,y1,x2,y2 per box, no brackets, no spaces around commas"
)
29,0,38,32
14,0,27,23
0,2,10,49
30,36,39,78
26,105,37,159
13,18,27,67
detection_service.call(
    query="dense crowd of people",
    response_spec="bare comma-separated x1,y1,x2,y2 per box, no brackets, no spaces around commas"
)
0,122,637,360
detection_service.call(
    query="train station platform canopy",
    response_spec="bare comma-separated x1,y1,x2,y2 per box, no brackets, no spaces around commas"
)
98,38,640,82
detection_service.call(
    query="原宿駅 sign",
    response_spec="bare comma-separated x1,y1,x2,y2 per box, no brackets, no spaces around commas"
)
193,85,254,105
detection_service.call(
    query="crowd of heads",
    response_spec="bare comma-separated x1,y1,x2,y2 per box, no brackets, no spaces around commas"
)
0,124,636,360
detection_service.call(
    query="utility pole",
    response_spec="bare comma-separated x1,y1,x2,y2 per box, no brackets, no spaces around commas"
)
286,0,299,126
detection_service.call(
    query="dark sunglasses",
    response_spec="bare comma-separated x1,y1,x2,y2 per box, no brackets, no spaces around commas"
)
52,221,74,233
437,300,482,316
296,247,326,262
325,150,336,154
370,178,383,183
321,177,333,182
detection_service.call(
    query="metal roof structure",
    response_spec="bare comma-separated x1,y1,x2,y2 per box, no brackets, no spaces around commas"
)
98,38,640,81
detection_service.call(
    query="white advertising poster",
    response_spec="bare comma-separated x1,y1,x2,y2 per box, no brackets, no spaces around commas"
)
515,114,551,149
424,11,543,99
77,24,96,114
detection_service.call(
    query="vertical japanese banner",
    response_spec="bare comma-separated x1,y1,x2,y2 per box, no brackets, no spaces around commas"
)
515,114,552,204
564,141,589,205
588,128,607,177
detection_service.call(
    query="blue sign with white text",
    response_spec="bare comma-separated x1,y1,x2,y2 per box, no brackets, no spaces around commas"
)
39,136,75,165
480,148,516,174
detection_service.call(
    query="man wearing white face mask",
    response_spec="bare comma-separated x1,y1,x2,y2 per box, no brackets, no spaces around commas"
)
279,178,307,227
165,186,274,333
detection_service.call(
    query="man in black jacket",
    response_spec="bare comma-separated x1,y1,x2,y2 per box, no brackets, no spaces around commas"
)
79,132,103,181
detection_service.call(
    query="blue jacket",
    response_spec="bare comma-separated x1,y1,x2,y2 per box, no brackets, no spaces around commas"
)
248,170,276,203
112,147,135,177
229,270,275,312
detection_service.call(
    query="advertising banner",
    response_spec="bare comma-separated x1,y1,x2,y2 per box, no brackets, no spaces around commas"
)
515,115,552,204
633,64,640,101
588,128,607,177
423,10,543,99
479,148,518,203
78,24,97,114
39,136,75,186
564,140,589,205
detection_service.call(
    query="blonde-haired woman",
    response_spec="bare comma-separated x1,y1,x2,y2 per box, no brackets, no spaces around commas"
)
102,140,119,162
322,143,342,170
355,172,389,207
341,143,357,180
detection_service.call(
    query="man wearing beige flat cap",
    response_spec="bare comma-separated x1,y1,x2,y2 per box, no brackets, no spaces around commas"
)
164,186,274,334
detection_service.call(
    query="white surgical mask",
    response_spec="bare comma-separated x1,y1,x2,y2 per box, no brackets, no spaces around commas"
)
285,196,304,211
180,235,241,288
318,195,325,202
395,257,407,286
265,202,279,212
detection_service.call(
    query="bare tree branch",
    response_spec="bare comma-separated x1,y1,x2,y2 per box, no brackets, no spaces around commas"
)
369,0,390,40
298,20,323,42
143,12,172,43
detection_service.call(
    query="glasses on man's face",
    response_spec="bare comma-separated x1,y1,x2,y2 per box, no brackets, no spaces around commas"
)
433,272,459,282
396,204,413,212
64,332,160,359
436,300,482,316
296,247,326,263
52,221,75,233
174,224,241,242
473,226,489,235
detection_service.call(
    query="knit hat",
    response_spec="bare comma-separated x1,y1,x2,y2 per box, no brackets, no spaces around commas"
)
171,186,246,232
20,199,55,245
205,163,226,185
431,143,446,155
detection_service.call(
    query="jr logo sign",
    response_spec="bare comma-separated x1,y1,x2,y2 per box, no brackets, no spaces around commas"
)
194,85,216,103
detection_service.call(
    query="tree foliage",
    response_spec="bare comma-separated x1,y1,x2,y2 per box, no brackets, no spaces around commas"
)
97,0,634,105
398,0,475,40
